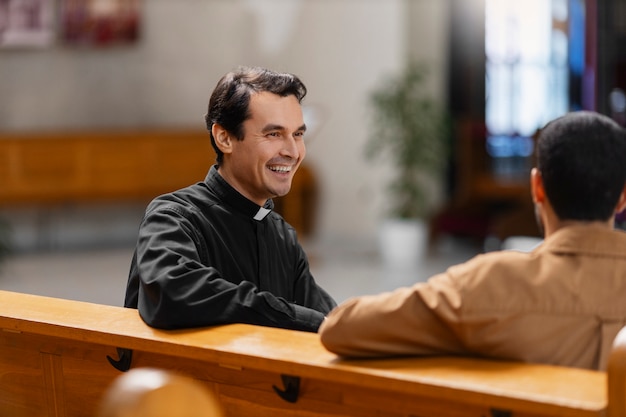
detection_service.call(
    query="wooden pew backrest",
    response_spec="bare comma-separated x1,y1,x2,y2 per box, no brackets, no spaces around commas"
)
0,290,619,417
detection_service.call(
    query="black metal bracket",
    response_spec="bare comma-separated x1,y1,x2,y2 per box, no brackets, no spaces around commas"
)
272,374,300,403
490,408,512,417
106,348,133,372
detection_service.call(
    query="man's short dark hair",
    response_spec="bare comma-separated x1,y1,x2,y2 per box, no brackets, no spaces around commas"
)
536,111,626,221
204,66,307,165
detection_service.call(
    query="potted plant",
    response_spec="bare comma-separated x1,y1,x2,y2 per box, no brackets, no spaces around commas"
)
365,61,450,267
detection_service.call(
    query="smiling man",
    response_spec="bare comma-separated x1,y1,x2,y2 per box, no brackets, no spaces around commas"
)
124,66,336,332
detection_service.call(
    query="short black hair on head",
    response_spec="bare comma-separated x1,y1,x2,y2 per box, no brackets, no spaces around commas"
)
536,111,626,221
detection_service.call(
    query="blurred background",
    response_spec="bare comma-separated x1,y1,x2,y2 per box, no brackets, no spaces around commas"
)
1,0,625,304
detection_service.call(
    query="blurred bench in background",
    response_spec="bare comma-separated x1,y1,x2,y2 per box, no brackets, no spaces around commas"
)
430,119,540,247
0,130,317,244
0,129,213,205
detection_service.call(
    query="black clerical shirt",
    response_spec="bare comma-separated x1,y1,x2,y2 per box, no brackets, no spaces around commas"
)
124,165,336,332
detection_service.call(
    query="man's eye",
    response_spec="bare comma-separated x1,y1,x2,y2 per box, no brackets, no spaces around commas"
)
267,132,280,137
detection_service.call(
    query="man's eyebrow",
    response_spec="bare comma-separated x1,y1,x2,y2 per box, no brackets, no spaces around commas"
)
261,124,284,133
261,123,307,133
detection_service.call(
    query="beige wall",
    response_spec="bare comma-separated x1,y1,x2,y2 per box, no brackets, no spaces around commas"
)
0,0,450,249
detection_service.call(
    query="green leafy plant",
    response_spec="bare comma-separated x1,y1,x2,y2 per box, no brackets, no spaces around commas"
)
365,62,450,220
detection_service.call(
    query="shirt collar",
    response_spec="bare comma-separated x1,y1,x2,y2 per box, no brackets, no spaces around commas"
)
205,165,274,221
538,223,626,257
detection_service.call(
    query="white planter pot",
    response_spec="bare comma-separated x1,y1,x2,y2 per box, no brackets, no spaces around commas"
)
378,218,428,269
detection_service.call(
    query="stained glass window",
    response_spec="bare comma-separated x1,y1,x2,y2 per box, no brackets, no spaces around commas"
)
485,0,577,179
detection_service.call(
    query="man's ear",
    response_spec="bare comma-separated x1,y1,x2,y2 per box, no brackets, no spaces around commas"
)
212,124,233,155
530,168,546,204
615,186,626,215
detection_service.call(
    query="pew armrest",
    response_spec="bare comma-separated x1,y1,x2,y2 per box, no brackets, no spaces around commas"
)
608,326,626,417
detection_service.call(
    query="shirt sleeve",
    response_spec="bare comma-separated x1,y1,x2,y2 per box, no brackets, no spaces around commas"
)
126,207,328,332
318,272,467,357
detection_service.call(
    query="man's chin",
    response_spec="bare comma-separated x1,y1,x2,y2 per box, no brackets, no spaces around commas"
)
270,186,292,199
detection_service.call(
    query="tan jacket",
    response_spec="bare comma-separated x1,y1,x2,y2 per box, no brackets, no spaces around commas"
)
319,224,626,370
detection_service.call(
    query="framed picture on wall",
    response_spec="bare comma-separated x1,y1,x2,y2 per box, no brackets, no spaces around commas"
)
61,0,140,47
0,0,55,48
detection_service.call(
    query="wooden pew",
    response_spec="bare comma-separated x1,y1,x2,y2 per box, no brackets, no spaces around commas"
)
0,289,623,417
0,129,214,205
97,368,226,417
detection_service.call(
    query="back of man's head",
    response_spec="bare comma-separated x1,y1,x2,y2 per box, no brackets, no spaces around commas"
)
536,111,626,222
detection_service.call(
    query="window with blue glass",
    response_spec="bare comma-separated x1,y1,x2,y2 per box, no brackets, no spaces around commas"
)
485,0,585,180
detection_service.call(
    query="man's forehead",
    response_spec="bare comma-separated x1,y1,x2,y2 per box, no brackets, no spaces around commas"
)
249,90,300,106
247,92,303,122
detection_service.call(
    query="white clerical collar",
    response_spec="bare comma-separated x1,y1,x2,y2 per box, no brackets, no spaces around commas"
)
253,207,271,221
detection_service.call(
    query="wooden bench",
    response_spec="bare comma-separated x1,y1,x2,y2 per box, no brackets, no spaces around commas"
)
1,290,624,417
0,129,317,237
0,129,214,205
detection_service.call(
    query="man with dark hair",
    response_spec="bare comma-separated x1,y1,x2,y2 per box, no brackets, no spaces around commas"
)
320,111,626,370
125,66,336,332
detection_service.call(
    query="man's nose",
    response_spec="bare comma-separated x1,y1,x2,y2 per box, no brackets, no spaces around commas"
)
281,135,302,158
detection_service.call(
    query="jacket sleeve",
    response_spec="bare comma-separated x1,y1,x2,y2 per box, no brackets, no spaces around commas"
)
318,272,467,357
127,207,327,332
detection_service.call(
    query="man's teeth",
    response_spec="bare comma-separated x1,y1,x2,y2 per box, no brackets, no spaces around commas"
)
269,166,291,173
